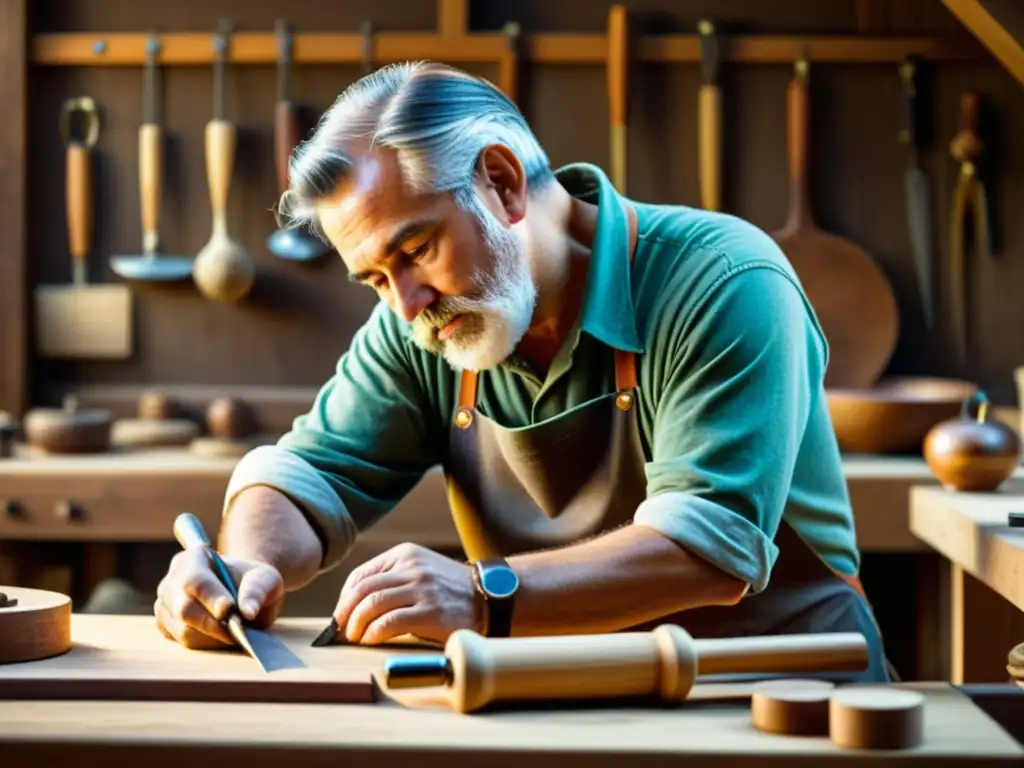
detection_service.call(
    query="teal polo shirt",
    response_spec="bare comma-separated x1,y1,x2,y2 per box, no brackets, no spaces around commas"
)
224,163,861,594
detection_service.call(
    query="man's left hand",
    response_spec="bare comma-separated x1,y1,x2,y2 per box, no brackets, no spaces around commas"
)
333,543,482,645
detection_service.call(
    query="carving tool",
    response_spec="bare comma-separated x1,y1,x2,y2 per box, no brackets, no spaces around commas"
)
110,34,193,282
35,96,133,359
697,19,722,211
172,512,305,673
899,56,935,331
607,5,629,193
266,19,329,262
384,624,868,713
948,91,991,366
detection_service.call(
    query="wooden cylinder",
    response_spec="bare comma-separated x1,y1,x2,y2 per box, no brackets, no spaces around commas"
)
829,686,925,750
751,679,835,736
0,587,72,664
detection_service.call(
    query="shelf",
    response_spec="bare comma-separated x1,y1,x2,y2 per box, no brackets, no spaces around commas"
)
30,31,986,67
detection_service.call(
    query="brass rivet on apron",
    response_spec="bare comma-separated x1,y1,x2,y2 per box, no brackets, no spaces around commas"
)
455,408,473,429
615,391,634,411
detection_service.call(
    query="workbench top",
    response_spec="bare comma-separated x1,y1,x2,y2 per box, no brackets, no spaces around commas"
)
909,485,1024,612
0,616,1020,766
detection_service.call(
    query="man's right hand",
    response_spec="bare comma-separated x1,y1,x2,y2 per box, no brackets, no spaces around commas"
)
154,548,285,649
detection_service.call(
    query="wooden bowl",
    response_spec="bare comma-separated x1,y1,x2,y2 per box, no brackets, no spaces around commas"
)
23,395,112,454
827,377,979,455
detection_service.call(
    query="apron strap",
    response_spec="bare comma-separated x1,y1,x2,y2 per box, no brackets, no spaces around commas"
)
458,199,641,409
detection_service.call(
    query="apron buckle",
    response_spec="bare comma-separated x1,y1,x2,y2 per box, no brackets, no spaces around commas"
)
615,391,634,411
455,407,474,429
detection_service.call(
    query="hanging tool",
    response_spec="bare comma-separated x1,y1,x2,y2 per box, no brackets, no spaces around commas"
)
499,21,521,103
607,5,629,193
267,20,330,262
172,512,306,673
697,19,722,212
192,20,255,301
898,55,935,331
111,34,193,282
948,91,991,366
35,96,133,360
383,624,868,714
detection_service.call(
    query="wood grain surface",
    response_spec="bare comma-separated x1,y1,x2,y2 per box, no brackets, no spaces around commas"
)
0,616,1019,767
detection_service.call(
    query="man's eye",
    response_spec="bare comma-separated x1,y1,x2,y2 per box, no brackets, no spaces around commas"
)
405,241,431,260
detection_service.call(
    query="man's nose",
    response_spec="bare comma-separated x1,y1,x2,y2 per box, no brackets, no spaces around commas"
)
391,273,434,323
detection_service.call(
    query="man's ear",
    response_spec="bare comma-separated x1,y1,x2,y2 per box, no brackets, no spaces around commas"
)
475,144,527,225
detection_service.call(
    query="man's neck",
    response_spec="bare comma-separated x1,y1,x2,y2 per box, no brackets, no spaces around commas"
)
513,185,599,377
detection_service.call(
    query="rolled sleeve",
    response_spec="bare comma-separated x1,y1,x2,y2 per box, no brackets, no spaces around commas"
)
639,260,825,594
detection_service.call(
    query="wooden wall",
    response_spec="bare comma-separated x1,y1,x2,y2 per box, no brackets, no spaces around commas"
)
18,0,1024,409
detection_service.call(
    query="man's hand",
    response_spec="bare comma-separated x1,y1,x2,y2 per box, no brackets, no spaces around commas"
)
334,543,481,645
154,548,285,649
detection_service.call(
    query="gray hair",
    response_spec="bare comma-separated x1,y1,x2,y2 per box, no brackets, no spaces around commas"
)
277,61,556,242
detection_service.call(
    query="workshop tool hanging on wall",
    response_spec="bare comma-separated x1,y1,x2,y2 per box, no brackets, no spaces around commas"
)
192,20,255,301
607,5,629,193
948,91,992,367
266,19,330,262
499,21,521,103
111,35,193,282
899,56,935,331
770,55,899,389
35,97,134,360
697,19,722,212
172,513,306,673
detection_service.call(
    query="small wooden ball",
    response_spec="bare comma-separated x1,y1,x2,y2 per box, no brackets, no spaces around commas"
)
137,389,178,420
206,397,257,440
829,686,924,750
751,679,835,736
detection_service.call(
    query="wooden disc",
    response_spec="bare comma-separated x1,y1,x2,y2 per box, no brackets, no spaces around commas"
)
113,418,199,447
829,686,924,750
751,679,835,736
0,586,72,664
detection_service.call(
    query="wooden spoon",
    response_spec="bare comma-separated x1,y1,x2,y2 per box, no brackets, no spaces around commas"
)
192,21,254,302
771,56,899,389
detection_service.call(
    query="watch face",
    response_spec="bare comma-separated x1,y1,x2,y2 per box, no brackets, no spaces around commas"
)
480,565,519,599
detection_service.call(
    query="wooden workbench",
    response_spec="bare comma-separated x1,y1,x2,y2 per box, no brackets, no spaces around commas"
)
0,616,1020,767
909,484,1024,685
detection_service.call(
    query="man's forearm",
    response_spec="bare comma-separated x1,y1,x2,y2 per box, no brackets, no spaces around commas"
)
217,485,324,590
506,523,748,636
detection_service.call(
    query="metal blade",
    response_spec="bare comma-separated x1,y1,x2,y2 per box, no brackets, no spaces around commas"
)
904,166,934,330
225,614,306,673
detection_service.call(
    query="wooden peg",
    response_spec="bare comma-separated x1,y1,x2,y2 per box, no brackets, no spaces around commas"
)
750,678,835,736
829,686,925,750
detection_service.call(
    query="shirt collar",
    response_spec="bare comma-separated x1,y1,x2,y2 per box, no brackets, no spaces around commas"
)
553,163,644,354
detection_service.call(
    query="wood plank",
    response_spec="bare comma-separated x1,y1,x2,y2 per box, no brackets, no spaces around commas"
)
437,0,467,37
940,0,1024,88
949,564,1024,683
0,615,1018,768
908,485,1024,611
0,616,374,704
30,31,985,66
0,0,27,417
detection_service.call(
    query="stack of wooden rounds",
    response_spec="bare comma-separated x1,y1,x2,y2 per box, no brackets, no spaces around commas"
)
0,586,73,664
1008,642,1024,689
750,680,926,750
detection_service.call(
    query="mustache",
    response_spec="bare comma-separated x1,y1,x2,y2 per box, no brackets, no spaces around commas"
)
416,292,487,332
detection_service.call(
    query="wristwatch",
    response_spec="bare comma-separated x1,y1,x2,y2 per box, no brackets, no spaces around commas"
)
471,556,519,637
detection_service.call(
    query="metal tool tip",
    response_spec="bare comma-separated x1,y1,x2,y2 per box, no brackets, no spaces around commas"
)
383,654,453,689
311,617,340,647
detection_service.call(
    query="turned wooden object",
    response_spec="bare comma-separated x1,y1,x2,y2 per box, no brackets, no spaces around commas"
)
383,625,868,714
750,679,835,736
829,686,925,750
23,395,112,454
924,390,1021,491
113,389,199,448
189,396,259,457
0,587,72,664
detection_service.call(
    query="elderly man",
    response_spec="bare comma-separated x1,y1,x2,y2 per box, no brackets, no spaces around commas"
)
155,62,890,681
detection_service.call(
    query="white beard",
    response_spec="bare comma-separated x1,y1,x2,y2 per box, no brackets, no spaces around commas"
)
412,201,537,371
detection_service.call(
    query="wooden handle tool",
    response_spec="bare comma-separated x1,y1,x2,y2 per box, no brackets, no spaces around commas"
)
697,19,722,211
63,97,98,287
273,19,299,197
139,41,163,256
607,5,628,192
499,21,521,103
384,625,869,713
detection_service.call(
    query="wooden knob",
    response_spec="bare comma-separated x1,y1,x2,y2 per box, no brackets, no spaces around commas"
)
829,686,925,750
0,500,22,520
751,679,835,735
54,500,84,524
206,396,257,439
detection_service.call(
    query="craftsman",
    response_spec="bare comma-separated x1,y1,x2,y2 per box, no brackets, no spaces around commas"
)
154,62,890,682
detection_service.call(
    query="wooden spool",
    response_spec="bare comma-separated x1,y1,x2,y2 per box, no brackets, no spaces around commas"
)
750,679,835,736
829,686,925,750
0,587,72,664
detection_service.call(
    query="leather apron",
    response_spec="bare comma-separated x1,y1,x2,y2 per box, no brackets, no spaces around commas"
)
443,204,891,684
